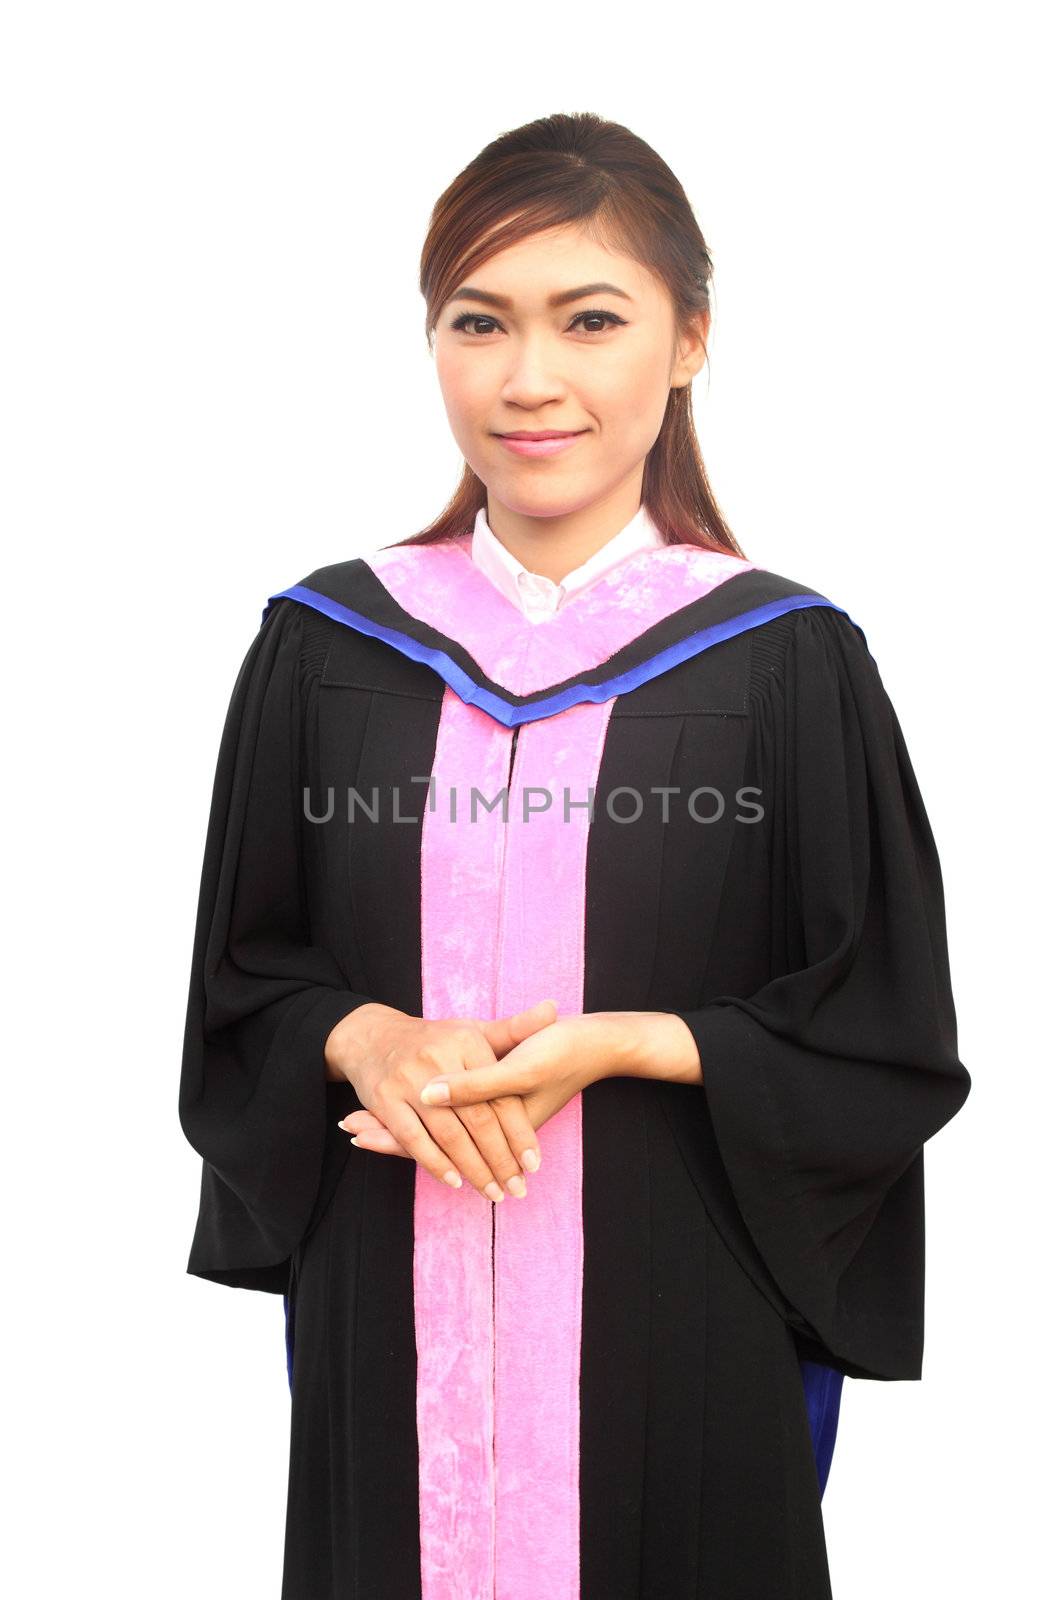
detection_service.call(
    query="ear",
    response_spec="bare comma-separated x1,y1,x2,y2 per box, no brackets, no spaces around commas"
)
671,308,710,389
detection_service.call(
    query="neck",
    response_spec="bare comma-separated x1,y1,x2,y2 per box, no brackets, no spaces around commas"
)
484,481,645,583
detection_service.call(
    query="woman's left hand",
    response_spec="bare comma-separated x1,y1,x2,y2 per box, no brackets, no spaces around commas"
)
342,1008,640,1159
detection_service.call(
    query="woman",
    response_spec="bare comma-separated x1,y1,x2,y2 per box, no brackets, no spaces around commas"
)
179,112,971,1599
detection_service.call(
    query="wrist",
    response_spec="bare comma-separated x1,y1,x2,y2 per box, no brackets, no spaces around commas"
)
591,1010,703,1085
324,1001,406,1082
584,1011,653,1081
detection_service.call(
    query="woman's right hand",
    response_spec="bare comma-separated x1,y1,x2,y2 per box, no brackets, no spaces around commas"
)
324,999,557,1202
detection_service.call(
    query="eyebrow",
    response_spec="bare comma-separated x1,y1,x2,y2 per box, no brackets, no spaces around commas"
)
448,281,633,310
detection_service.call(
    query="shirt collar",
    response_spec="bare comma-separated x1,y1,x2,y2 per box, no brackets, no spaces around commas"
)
469,503,667,621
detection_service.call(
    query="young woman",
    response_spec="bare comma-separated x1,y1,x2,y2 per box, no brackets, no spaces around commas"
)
179,112,971,1599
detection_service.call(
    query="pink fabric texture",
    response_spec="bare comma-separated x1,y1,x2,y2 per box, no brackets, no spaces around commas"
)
371,534,755,1599
367,531,755,694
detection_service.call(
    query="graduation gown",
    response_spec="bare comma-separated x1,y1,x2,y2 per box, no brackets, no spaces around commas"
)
178,532,971,1600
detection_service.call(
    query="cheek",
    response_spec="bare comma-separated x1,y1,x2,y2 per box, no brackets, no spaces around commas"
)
603,386,671,459
437,360,495,435
594,346,672,430
437,344,489,398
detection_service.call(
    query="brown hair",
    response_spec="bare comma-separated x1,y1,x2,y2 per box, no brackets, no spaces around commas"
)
396,111,745,559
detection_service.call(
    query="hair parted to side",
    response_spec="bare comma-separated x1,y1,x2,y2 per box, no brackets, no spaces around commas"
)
398,110,745,559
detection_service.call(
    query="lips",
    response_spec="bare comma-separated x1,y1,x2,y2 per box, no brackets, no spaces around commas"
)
498,431,585,441
495,430,587,459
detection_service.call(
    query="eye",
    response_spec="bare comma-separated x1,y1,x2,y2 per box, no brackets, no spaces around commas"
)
448,309,627,337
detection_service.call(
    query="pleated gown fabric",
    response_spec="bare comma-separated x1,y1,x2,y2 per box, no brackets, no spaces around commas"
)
179,532,970,1599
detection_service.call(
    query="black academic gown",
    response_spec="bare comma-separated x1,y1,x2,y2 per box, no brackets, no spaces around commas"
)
178,541,970,1600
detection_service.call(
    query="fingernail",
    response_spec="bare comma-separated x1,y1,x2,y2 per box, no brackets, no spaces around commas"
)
350,1136,360,1145
485,1182,505,1203
507,1174,527,1198
421,1081,450,1105
521,1149,540,1172
443,1170,462,1189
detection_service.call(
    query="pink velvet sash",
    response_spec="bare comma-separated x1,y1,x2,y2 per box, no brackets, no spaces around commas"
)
362,535,755,1599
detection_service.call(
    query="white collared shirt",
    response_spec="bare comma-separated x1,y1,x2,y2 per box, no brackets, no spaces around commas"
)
469,503,666,622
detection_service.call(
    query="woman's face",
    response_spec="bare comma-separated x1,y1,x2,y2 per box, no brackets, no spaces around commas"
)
433,223,707,520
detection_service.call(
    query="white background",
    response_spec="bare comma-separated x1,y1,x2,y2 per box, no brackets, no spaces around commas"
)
4,3,1054,1595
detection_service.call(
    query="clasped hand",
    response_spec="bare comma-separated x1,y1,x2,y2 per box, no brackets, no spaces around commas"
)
332,999,638,1205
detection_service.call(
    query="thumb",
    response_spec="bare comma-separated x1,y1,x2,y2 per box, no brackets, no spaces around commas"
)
478,998,558,1058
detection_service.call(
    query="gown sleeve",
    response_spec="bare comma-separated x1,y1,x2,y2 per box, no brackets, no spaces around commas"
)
178,596,374,1293
668,604,971,1379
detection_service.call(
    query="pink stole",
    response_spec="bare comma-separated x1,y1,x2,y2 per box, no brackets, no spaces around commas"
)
362,535,755,1600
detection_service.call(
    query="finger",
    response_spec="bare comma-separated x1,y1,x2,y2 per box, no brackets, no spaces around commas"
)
338,1109,408,1155
347,1107,523,1185
439,1091,537,1189
346,1083,539,1175
348,1129,411,1156
377,1025,514,1197
420,1057,534,1110
417,1104,526,1200
439,1099,532,1197
338,1109,387,1135
441,1027,537,1193
477,998,558,1060
378,1023,530,1197
483,1094,542,1173
376,1100,471,1192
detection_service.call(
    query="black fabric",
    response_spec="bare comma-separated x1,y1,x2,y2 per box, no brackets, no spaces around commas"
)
666,605,970,1377
178,599,374,1292
577,1073,832,1599
179,573,970,1596
277,552,849,712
